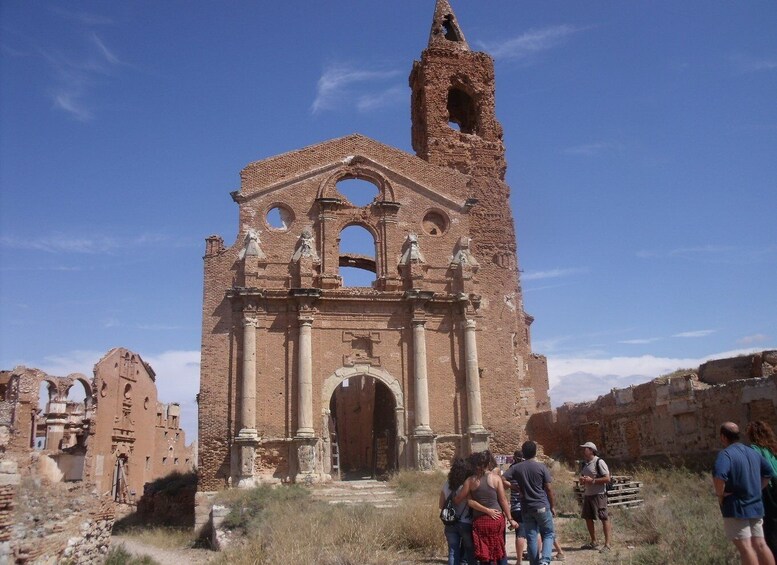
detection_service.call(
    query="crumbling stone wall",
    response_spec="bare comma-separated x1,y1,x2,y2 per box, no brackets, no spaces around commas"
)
8,473,114,564
529,351,777,464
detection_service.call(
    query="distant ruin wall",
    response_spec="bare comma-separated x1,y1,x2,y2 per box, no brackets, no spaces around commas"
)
529,350,777,464
700,350,777,385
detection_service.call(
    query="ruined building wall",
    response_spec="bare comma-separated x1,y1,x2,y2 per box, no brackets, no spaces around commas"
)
529,351,777,463
198,0,549,491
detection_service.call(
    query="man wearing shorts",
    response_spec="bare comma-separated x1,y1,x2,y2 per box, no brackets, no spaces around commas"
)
578,441,612,552
713,421,775,565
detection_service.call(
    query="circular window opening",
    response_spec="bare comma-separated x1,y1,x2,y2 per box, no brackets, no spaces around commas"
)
422,211,448,237
266,205,294,231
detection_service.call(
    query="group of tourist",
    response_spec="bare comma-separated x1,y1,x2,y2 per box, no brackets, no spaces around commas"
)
438,440,611,565
438,417,777,564
714,420,777,565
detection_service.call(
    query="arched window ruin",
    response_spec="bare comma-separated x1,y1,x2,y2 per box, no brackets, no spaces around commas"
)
336,178,379,207
339,225,377,287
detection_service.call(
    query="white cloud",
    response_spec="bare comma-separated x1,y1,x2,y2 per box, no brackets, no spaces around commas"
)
547,348,768,406
637,245,776,264
53,90,93,121
143,350,200,442
50,6,113,26
672,329,716,338
478,25,585,62
737,334,771,346
356,86,405,112
522,267,587,281
311,64,402,114
0,232,196,254
35,27,124,120
618,338,662,345
729,54,777,73
90,33,121,65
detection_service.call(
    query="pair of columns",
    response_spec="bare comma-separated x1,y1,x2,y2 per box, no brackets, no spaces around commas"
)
239,312,485,448
412,317,484,436
238,312,313,439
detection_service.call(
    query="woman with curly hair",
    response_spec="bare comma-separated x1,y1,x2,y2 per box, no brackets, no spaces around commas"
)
440,457,475,565
456,451,516,565
748,420,777,555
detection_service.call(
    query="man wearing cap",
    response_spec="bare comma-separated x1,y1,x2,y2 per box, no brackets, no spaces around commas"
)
713,421,775,565
579,441,612,552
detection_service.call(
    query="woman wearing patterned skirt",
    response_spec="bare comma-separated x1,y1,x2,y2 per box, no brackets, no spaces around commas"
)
456,451,517,565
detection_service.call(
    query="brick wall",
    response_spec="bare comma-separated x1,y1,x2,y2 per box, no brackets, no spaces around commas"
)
529,351,777,464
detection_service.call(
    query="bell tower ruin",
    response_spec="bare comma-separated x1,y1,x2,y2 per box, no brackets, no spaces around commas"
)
197,0,549,491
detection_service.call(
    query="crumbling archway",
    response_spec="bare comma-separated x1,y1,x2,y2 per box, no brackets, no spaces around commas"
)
321,366,405,479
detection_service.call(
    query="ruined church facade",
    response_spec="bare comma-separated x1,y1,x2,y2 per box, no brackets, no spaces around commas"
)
198,1,549,490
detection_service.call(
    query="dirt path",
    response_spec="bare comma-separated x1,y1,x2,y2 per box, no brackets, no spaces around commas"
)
112,535,215,565
114,518,635,565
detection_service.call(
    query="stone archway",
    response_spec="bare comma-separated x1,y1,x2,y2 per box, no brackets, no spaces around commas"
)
321,366,405,478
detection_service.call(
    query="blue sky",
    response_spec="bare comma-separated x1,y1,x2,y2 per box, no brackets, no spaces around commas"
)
1,1,775,440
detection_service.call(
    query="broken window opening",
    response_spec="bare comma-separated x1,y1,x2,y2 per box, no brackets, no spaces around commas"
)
336,178,380,207
266,204,294,231
339,225,377,288
38,381,54,412
447,88,477,134
442,15,461,42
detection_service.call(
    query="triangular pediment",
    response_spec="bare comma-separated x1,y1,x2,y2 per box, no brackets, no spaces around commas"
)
237,134,470,210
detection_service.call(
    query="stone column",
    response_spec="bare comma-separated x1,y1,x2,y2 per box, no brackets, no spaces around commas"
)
411,318,435,470
412,319,432,434
239,314,258,437
296,314,314,438
464,318,485,433
236,312,259,488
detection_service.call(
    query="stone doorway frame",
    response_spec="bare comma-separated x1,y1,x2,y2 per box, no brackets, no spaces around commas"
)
321,365,406,477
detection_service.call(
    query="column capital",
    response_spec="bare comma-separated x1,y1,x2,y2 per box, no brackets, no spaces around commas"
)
465,318,476,330
298,313,314,327
411,318,427,327
243,315,260,328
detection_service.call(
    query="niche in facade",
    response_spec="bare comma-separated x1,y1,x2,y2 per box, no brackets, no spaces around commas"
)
422,210,449,237
339,224,377,287
336,178,379,207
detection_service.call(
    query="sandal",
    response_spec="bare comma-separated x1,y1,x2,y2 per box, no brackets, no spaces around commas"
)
580,542,600,550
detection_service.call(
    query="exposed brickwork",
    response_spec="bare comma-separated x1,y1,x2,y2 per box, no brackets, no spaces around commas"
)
529,350,777,464
198,1,549,491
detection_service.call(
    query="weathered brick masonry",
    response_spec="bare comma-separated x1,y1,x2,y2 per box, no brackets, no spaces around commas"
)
528,350,777,464
198,0,549,491
0,348,194,561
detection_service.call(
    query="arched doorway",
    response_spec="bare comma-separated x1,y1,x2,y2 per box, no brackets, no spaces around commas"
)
329,375,396,478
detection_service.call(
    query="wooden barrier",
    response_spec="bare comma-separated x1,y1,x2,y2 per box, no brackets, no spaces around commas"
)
574,475,643,509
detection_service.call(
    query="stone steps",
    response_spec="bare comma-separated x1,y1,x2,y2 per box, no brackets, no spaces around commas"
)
311,479,401,508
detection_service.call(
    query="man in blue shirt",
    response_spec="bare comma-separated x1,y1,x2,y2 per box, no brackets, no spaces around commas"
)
713,421,776,565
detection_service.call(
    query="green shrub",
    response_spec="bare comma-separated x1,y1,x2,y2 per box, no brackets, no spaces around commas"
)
216,483,310,532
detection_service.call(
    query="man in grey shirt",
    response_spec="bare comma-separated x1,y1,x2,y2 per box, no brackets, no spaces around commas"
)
579,441,612,552
512,441,556,565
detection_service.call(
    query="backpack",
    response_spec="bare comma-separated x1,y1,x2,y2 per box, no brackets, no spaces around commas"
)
596,457,614,492
439,491,458,525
